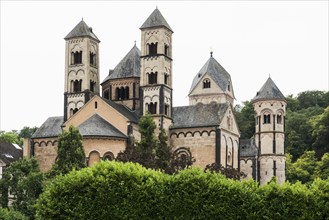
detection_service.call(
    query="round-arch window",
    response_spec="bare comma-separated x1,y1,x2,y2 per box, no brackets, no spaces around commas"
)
103,152,114,161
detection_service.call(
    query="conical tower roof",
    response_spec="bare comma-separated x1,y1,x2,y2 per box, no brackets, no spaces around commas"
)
252,77,285,102
140,8,173,32
65,20,100,42
189,54,234,97
101,45,141,84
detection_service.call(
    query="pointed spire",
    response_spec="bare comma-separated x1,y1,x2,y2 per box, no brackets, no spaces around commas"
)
252,77,285,102
140,8,173,32
64,20,100,42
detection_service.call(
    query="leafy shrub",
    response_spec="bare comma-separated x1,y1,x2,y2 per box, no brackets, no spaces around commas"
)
0,208,28,220
36,161,329,219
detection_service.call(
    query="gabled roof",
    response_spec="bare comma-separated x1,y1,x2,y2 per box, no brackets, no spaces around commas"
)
78,114,126,138
189,55,233,96
240,139,258,157
32,116,64,139
171,103,229,129
252,77,285,102
0,140,23,165
140,8,173,32
102,45,141,84
64,20,100,42
101,97,139,123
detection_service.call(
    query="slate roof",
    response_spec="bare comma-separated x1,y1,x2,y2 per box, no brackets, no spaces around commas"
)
64,20,100,42
102,45,141,83
240,139,258,157
0,140,23,165
101,97,139,123
171,103,229,129
252,77,285,102
189,55,233,96
32,116,64,139
78,114,126,138
140,8,173,32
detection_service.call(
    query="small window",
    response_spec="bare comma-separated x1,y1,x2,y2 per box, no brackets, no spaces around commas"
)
103,89,110,100
203,79,211,88
277,114,282,124
125,86,129,99
228,84,230,91
95,101,97,109
90,80,95,92
165,104,169,115
164,44,169,56
164,74,169,84
73,108,79,114
148,43,157,55
116,86,129,100
89,52,96,66
264,114,271,124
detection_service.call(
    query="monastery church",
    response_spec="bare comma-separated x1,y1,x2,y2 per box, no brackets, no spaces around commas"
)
23,8,287,184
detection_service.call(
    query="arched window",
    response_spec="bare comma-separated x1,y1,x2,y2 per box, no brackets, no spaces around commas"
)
103,89,110,100
277,114,282,124
165,104,169,115
125,86,129,99
173,147,193,170
89,52,96,66
148,43,157,55
90,80,96,92
228,84,231,91
148,72,157,84
116,87,120,100
264,114,271,124
203,79,211,88
164,74,169,85
73,79,82,92
164,44,169,56
103,152,114,161
73,108,79,114
94,101,97,109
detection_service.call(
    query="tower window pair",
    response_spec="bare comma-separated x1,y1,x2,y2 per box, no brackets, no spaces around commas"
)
71,79,82,92
263,114,271,124
148,72,157,84
116,86,129,100
148,43,158,55
90,80,96,92
71,51,82,65
147,102,157,114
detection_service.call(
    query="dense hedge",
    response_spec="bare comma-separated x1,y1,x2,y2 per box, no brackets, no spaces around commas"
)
36,161,329,219
0,208,28,220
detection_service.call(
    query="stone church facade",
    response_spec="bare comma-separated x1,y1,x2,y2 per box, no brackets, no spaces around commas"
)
23,8,286,184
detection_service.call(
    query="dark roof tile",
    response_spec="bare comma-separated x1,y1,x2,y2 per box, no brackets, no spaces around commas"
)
64,20,100,42
32,116,63,138
252,77,285,102
102,45,140,83
78,114,126,138
240,139,258,157
140,8,173,32
0,140,23,164
171,103,228,128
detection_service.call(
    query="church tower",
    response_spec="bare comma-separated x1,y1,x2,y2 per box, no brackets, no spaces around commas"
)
139,8,173,132
252,77,286,185
63,20,100,121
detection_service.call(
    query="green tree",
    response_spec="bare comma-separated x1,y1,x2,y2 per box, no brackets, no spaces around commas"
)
314,153,329,180
0,208,28,220
0,130,22,146
19,126,38,139
234,101,255,139
51,125,86,176
310,106,329,158
286,151,317,184
0,158,43,219
297,90,329,109
155,129,172,173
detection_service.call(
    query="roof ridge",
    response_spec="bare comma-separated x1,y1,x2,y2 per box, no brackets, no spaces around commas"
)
140,8,173,32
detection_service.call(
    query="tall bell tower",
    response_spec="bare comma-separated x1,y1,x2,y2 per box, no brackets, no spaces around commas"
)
253,77,286,185
63,20,100,121
139,8,173,132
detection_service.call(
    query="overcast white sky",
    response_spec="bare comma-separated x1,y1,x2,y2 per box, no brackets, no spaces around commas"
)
1,1,328,132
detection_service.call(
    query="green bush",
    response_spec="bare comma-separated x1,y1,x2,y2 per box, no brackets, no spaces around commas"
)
0,208,28,220
36,161,329,219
